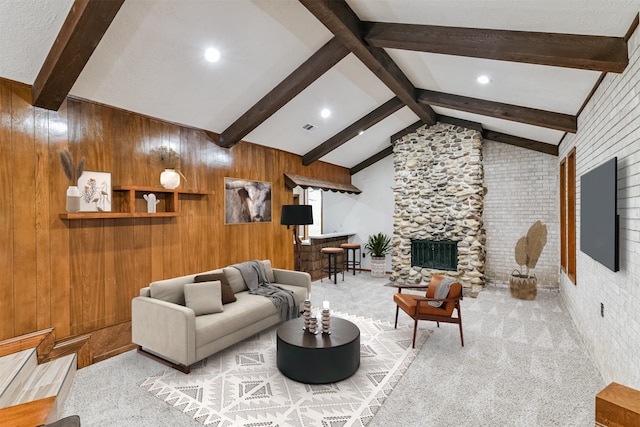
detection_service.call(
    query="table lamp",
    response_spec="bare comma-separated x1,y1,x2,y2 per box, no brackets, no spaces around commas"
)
281,205,313,271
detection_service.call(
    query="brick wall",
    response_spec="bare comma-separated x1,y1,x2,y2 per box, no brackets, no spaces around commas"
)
483,141,559,287
559,25,640,388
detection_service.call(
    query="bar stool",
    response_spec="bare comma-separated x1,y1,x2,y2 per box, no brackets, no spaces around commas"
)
321,247,344,284
340,243,361,275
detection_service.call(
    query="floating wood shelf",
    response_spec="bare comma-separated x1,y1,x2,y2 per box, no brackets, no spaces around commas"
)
60,185,212,220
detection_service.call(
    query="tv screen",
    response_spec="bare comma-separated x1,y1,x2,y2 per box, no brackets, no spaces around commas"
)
580,157,619,272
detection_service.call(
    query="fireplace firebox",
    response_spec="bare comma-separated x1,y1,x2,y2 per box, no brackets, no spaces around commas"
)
411,239,458,271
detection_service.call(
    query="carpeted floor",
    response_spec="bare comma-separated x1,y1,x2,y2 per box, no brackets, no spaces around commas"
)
61,273,605,426
140,313,428,426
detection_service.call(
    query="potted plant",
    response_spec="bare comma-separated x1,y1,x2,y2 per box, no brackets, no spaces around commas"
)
151,146,186,188
510,221,547,300
58,148,85,213
365,232,392,278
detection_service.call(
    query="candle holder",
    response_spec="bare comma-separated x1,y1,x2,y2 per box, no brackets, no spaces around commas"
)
321,309,331,335
303,300,311,331
308,316,318,334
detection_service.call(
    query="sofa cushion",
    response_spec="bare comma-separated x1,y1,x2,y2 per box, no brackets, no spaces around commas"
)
184,281,224,315
261,260,276,283
195,292,278,345
195,272,237,304
150,279,186,305
223,267,248,293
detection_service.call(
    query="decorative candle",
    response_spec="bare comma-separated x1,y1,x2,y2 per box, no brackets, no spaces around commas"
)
323,300,330,310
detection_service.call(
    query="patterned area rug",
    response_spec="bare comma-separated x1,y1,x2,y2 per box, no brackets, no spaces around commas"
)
140,313,429,426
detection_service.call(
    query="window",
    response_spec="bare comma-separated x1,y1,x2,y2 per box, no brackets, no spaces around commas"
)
293,187,322,239
560,148,576,284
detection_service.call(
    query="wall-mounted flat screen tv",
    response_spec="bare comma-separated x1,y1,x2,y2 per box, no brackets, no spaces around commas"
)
580,157,619,272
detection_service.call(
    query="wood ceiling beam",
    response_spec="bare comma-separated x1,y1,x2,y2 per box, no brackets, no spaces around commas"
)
417,89,577,133
353,116,556,174
302,97,404,165
483,130,559,156
216,37,349,149
32,0,125,111
363,22,628,73
299,0,436,125
350,146,393,175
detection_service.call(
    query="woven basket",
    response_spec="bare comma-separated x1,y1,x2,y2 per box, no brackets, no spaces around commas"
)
509,270,537,300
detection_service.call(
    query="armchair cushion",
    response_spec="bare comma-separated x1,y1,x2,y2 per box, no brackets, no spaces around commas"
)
184,281,224,315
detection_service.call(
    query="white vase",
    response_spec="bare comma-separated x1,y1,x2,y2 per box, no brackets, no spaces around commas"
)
66,185,81,212
160,169,180,189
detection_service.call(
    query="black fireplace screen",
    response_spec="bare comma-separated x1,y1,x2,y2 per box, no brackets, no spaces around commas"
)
411,239,458,271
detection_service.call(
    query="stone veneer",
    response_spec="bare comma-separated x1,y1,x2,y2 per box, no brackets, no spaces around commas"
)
391,123,485,293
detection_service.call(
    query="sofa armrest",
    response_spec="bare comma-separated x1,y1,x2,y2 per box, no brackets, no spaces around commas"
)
131,296,196,366
273,268,311,293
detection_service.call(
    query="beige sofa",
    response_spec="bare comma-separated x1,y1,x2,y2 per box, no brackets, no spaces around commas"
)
131,260,310,373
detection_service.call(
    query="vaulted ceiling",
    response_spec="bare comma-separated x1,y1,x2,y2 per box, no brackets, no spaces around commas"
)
1,0,639,174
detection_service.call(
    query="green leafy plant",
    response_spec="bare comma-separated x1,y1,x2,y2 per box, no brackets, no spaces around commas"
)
365,232,392,257
513,220,547,278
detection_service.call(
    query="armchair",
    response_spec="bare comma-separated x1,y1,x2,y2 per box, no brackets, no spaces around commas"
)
393,274,464,348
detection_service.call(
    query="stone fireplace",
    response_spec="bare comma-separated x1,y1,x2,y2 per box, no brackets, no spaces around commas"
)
391,122,485,293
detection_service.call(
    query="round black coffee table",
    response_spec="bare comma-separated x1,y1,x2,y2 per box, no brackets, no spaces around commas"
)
276,317,360,384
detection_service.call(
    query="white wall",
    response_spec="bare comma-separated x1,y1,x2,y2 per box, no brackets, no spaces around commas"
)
483,141,559,287
558,24,640,389
323,155,395,272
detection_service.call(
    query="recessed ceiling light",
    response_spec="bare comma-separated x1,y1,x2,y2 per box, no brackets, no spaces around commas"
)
320,108,331,119
358,130,364,135
477,75,491,85
205,47,220,63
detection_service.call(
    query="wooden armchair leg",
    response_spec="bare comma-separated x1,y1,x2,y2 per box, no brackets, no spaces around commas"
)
412,319,418,348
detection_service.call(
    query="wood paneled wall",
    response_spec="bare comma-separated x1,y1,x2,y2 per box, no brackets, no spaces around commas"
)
0,78,352,361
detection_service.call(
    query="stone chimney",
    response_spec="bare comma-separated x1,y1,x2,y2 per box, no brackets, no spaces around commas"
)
391,122,485,294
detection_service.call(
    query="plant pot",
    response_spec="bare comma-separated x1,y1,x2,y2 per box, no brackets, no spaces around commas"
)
509,272,537,300
160,169,180,189
370,256,387,278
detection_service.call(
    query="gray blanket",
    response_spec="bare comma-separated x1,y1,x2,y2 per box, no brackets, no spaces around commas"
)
428,277,455,307
232,260,300,321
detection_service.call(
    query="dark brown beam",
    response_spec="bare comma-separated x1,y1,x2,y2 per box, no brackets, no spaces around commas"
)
389,120,425,143
483,130,559,156
417,89,577,133
352,123,556,174
217,37,349,148
363,22,628,73
437,115,483,133
299,0,436,125
302,97,403,165
32,0,125,110
350,146,393,175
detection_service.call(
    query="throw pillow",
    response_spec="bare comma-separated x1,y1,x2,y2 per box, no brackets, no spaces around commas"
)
195,272,237,304
223,267,248,293
150,279,186,305
261,259,276,283
184,281,223,315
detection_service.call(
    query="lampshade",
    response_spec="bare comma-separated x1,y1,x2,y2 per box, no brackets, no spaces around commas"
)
281,205,313,225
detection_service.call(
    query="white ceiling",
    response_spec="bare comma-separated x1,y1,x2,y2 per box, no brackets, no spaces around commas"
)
1,0,639,169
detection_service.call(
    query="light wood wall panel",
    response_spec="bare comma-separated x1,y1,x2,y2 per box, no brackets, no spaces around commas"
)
0,78,352,361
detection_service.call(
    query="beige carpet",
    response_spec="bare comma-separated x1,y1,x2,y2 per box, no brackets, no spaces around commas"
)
140,313,429,426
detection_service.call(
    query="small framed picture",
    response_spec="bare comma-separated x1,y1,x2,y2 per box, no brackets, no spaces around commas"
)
78,171,112,212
